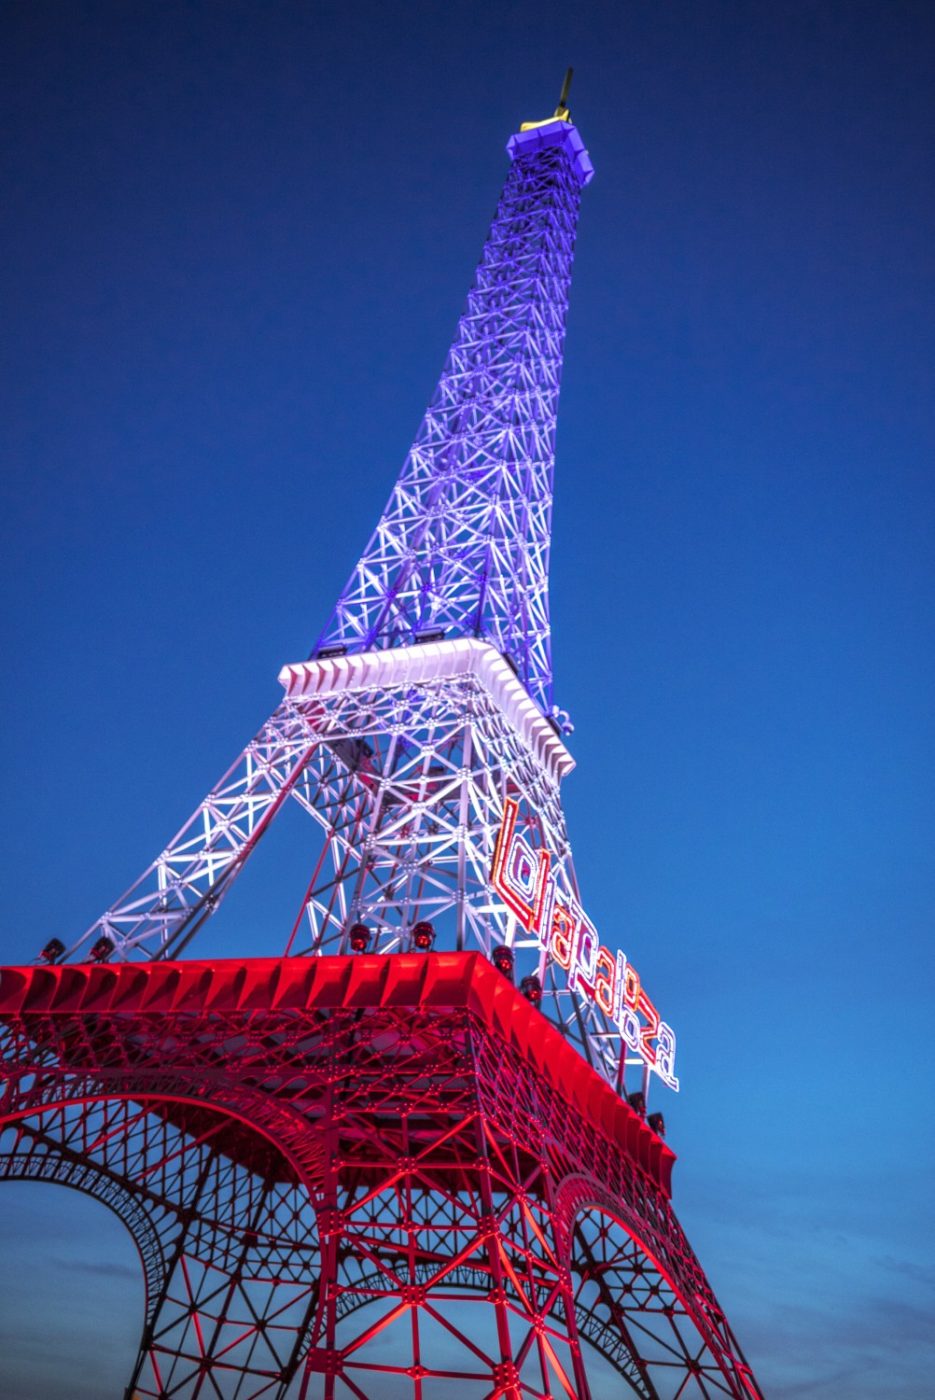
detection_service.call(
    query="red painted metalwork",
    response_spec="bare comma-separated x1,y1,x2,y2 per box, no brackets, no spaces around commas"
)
0,953,759,1398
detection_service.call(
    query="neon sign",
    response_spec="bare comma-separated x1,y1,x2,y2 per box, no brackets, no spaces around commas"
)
491,799,679,1091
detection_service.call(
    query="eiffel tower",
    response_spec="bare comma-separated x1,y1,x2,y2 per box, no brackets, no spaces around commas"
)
0,77,762,1399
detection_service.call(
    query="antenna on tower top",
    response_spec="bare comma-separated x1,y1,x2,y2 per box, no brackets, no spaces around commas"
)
554,67,573,121
519,67,576,133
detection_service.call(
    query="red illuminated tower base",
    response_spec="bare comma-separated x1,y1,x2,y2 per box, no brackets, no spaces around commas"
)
0,954,758,1398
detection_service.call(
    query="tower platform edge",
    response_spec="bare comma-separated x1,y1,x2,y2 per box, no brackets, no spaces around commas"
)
0,950,673,1195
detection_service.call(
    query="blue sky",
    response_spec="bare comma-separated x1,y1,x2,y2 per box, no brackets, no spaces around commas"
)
1,2,933,1396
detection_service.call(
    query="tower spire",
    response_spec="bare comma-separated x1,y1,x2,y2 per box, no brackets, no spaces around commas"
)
313,108,593,715
555,65,574,120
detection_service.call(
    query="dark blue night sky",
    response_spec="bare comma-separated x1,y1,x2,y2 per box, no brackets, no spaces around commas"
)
1,3,933,1396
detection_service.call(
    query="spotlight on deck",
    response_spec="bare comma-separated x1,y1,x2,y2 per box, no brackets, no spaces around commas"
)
491,944,514,979
348,922,371,953
519,973,542,1007
89,935,115,963
411,920,436,951
647,1112,666,1138
40,937,66,964
627,1091,646,1118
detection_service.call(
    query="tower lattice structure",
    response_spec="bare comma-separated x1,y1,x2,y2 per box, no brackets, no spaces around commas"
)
0,94,762,1400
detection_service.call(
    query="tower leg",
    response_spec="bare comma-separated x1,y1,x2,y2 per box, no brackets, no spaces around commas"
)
568,1207,759,1399
296,998,591,1400
128,1167,318,1400
0,1099,319,1400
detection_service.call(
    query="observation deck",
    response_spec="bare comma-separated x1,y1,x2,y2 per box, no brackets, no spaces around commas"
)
0,951,674,1196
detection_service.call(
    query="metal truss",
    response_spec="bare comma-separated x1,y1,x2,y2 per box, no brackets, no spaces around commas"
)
0,1096,318,1398
1,1113,171,1321
62,640,638,1099
0,1129,672,1399
0,954,761,1399
314,121,592,719
48,123,632,1099
1,107,763,1399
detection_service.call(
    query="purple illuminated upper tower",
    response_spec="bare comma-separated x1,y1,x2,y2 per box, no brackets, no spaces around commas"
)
314,117,594,717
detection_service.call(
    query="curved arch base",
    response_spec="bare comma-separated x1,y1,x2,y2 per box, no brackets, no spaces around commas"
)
0,1103,318,1399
